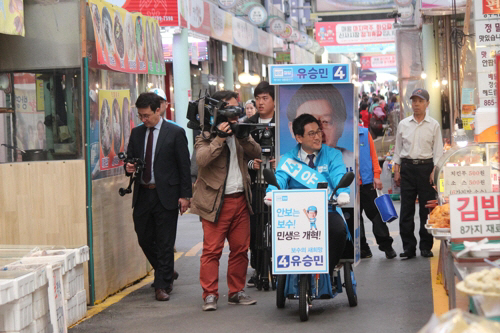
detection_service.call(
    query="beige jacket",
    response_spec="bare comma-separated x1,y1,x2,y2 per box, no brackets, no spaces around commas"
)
190,132,261,222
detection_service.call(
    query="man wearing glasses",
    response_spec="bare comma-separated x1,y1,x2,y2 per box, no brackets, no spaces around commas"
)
125,92,192,301
266,114,350,275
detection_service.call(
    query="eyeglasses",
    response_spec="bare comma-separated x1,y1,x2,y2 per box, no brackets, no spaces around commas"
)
304,129,323,138
138,113,154,120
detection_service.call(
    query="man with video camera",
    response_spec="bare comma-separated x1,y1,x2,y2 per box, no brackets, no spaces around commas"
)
243,81,276,289
125,92,192,302
190,90,261,311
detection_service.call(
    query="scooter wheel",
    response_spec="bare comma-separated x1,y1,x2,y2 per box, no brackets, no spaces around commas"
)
299,275,310,321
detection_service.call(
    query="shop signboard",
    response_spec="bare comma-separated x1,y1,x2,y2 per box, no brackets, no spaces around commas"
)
315,19,395,47
422,0,466,9
272,190,329,274
474,20,500,47
121,0,179,27
450,193,500,243
269,17,286,35
474,0,500,20
1,0,24,36
232,16,258,53
269,64,350,85
218,0,237,9
360,54,396,69
189,0,211,37
89,0,149,73
98,89,131,171
497,55,500,144
444,166,492,196
476,46,500,73
248,4,268,26
280,24,293,39
316,0,398,12
258,29,273,57
275,52,291,63
209,3,232,44
289,28,301,43
478,72,497,101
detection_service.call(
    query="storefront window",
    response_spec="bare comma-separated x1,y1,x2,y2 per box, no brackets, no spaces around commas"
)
0,69,82,163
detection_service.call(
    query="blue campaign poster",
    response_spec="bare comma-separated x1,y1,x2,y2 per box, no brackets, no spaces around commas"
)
270,64,350,85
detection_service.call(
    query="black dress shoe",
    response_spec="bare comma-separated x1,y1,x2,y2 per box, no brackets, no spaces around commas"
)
155,288,170,301
421,250,434,258
385,249,397,259
173,270,179,280
399,251,416,259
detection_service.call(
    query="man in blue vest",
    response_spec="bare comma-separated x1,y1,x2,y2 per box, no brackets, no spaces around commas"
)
358,126,396,259
265,114,350,273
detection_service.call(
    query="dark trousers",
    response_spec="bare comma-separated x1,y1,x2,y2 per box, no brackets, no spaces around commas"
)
133,187,178,289
399,163,436,253
328,211,347,274
360,184,393,251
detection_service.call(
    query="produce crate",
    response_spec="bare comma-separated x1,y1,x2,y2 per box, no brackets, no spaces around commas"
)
0,294,33,331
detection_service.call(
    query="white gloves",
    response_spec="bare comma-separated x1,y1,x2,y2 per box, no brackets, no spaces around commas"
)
264,192,273,206
337,192,350,207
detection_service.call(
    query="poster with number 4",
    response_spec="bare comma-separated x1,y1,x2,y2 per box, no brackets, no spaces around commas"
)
272,189,329,274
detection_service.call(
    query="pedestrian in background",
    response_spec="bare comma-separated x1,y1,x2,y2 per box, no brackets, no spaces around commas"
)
393,89,443,259
358,126,396,259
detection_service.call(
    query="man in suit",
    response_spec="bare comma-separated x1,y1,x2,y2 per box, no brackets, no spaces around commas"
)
125,92,192,301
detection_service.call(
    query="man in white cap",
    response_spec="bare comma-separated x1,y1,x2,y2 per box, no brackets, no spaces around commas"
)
149,88,168,119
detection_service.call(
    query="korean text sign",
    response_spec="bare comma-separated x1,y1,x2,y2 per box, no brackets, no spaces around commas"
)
272,190,329,274
450,193,500,242
315,19,395,47
269,64,350,85
444,166,491,196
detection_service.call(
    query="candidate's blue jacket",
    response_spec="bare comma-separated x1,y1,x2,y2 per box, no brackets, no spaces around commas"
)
267,143,349,214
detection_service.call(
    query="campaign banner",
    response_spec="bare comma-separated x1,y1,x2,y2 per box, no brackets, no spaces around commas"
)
450,193,500,243
269,64,350,85
277,82,356,208
89,0,148,73
315,20,395,47
143,15,166,75
122,0,179,27
209,2,232,44
1,0,24,36
360,54,396,69
272,189,329,274
99,90,131,171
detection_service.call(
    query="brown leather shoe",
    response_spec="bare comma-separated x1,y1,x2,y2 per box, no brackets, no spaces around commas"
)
155,288,170,301
166,283,173,294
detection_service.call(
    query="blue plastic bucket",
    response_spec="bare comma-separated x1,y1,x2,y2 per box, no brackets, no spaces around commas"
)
374,192,398,223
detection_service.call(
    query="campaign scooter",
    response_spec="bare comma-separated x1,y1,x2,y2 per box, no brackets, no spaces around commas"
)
264,169,357,322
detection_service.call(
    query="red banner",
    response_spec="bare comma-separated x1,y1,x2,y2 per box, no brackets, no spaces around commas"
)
122,0,179,27
315,19,395,47
360,54,396,69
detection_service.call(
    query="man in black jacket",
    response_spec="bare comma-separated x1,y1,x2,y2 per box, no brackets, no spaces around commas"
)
125,92,192,301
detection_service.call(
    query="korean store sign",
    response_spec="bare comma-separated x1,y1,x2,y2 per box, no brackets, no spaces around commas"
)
315,19,395,47
272,190,329,274
269,64,350,85
360,54,396,69
450,193,500,242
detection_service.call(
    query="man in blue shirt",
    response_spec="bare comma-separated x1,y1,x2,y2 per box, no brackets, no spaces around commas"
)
266,114,350,273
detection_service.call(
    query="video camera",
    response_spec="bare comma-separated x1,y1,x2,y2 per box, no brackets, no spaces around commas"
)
251,125,275,157
117,152,145,196
186,94,246,138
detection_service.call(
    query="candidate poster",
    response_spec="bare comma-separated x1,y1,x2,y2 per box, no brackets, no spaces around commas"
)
99,89,131,171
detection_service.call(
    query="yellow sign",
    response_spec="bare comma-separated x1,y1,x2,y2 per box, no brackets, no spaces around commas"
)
0,0,25,36
439,178,444,193
462,117,474,131
36,75,45,111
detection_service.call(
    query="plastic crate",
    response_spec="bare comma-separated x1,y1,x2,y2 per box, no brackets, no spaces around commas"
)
33,313,51,333
0,279,14,306
63,264,84,300
0,271,35,300
74,246,89,265
14,257,70,276
0,294,33,331
27,251,76,274
75,289,87,323
32,286,49,320
3,264,48,290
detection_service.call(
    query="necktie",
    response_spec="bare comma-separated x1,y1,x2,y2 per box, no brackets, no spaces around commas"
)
307,154,315,168
142,127,155,183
